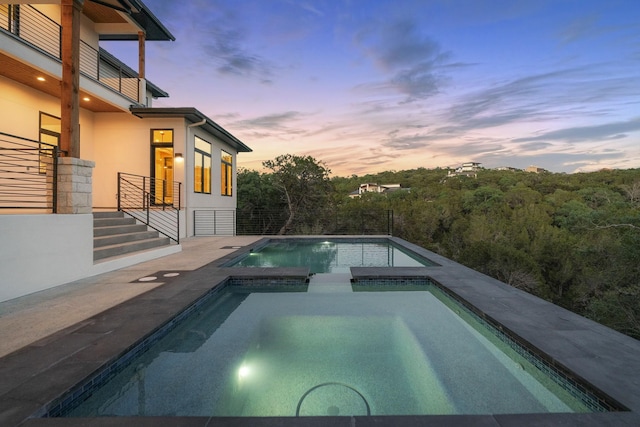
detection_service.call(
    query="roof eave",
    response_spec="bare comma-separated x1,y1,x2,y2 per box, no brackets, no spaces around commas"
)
92,0,175,41
130,107,252,153
145,80,169,98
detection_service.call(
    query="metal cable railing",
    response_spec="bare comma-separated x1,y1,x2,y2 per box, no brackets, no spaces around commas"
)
79,40,99,79
117,172,181,243
1,4,139,101
0,131,58,212
226,209,394,236
1,4,60,57
98,57,139,101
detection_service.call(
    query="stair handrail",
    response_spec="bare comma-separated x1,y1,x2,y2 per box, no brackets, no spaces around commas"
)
117,172,181,243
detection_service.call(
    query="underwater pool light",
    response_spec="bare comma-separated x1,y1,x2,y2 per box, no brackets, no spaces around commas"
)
238,365,250,379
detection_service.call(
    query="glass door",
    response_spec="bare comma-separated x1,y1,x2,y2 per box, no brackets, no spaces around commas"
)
151,130,174,205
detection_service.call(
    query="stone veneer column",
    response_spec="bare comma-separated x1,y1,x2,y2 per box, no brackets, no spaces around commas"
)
57,157,95,214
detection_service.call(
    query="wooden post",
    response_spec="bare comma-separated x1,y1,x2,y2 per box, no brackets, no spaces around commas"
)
60,0,84,158
138,31,146,79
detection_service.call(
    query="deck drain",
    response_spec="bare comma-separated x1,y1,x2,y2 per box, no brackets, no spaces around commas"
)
296,382,370,416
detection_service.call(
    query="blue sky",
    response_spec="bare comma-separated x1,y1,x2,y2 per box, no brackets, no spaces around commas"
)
107,0,640,176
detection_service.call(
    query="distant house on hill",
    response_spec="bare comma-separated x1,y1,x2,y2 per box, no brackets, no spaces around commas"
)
447,162,482,178
526,165,548,173
349,183,406,198
495,166,520,172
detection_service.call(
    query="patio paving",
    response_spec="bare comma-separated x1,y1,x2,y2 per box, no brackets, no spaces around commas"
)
0,236,261,358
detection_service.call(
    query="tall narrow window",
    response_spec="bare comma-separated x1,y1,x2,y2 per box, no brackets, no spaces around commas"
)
40,112,61,146
151,129,174,204
39,112,60,174
194,136,211,194
221,150,232,196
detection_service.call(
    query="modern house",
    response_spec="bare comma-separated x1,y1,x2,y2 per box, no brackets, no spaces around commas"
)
447,162,482,178
525,165,548,174
349,183,404,198
0,0,251,302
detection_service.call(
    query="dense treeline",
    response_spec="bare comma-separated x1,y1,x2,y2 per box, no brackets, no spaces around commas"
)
238,158,640,339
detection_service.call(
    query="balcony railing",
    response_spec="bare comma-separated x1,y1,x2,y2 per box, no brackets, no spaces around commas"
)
0,131,58,212
0,4,139,102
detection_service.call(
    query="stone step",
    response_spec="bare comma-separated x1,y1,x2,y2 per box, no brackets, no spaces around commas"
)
93,223,148,237
93,237,171,261
93,230,163,248
93,211,126,219
92,211,172,262
93,216,136,228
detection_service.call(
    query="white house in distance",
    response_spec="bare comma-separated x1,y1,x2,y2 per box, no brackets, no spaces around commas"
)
447,162,482,178
0,0,251,302
349,183,403,198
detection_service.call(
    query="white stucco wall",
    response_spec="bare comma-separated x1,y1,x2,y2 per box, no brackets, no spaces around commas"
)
92,114,186,209
0,214,94,302
184,126,238,236
0,75,96,150
0,75,58,140
91,115,240,237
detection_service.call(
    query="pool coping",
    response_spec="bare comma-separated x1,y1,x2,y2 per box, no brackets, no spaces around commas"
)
1,236,639,426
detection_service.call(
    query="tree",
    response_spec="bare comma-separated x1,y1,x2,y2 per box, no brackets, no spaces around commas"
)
237,168,280,212
622,180,640,205
263,154,333,235
237,168,284,234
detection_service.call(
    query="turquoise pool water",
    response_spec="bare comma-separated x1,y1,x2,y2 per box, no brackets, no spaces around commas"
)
63,281,604,418
225,240,435,273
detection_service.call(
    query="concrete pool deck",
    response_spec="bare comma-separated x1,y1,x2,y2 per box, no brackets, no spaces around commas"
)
1,235,639,426
0,236,263,359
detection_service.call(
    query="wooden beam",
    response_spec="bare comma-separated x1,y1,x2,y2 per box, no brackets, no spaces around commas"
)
60,0,84,158
138,31,146,80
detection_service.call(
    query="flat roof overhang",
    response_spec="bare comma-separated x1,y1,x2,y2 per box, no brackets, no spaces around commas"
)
130,107,253,153
0,51,125,113
86,0,175,41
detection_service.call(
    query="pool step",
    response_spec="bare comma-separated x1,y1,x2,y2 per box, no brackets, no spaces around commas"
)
307,273,353,293
92,211,171,262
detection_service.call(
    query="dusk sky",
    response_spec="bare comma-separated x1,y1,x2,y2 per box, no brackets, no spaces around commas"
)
107,0,640,177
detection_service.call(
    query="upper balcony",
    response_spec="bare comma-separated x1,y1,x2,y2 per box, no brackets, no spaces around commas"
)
0,2,173,112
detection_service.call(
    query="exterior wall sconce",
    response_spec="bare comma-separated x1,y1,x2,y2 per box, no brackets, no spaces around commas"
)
175,153,184,161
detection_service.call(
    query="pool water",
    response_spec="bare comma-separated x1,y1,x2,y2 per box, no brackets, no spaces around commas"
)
226,240,435,273
64,282,600,418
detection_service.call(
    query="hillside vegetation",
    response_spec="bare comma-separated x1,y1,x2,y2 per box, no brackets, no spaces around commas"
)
239,158,640,339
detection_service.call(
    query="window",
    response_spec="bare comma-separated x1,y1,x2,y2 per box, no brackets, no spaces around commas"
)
151,129,174,204
39,112,60,174
194,136,211,194
221,150,232,196
39,112,61,147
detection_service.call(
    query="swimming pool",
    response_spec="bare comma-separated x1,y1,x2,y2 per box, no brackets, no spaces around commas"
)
10,236,634,427
224,238,436,272
60,279,609,418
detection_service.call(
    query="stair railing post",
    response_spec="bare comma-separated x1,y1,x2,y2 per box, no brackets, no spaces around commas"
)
162,178,166,211
117,172,121,211
142,176,146,211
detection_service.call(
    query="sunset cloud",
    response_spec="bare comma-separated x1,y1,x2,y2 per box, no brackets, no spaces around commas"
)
126,0,640,176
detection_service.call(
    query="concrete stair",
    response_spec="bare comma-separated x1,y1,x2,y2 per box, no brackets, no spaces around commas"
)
93,211,171,262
